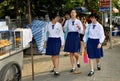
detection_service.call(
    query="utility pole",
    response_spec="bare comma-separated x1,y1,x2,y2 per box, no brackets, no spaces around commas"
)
28,0,34,80
109,0,112,48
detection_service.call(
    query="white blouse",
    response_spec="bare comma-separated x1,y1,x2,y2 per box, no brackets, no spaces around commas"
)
83,22,105,43
44,22,64,45
64,19,83,33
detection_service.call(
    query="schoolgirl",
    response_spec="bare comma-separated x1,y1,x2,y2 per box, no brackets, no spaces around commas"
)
64,9,83,72
83,13,105,76
44,12,64,76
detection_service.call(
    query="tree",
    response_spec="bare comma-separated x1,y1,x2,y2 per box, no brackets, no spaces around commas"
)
1,0,119,19
113,0,120,15
87,0,99,12
0,0,27,18
0,0,84,18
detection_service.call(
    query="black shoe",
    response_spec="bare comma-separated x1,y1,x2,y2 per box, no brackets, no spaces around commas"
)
77,63,80,68
70,68,76,72
97,65,101,71
50,69,54,72
88,71,94,76
54,72,60,76
50,68,55,72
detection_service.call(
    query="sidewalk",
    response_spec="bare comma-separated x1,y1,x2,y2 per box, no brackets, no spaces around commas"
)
22,36,120,81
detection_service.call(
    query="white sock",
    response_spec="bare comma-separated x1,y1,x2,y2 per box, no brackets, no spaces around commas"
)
97,63,101,67
77,61,80,64
54,68,59,72
91,69,94,72
72,67,75,70
97,63,100,65
55,71,59,73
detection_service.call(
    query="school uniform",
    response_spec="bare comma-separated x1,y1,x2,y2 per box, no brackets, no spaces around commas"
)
44,22,64,56
64,19,83,52
83,22,105,58
64,19,69,39
79,23,88,41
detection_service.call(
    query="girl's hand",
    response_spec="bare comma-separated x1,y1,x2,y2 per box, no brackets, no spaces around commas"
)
75,24,81,29
97,43,102,48
44,41,47,48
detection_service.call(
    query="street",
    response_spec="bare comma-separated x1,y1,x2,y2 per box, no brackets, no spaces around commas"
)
22,43,120,81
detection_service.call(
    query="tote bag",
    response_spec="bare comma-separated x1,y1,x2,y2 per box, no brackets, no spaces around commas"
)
83,51,89,64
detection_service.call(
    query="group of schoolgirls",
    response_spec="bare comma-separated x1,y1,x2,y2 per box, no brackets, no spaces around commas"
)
44,9,105,76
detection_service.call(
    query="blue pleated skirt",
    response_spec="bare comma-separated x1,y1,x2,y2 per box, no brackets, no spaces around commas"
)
46,37,61,56
64,32,80,52
87,38,103,59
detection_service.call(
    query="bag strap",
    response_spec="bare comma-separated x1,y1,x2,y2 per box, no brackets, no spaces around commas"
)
64,19,69,33
67,19,70,28
87,24,91,35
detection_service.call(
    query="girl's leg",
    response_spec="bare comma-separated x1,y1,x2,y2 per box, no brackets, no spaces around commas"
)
52,56,60,76
88,59,94,76
52,56,55,68
74,52,80,68
96,58,100,64
80,41,85,55
96,58,101,70
52,56,59,72
70,53,76,72
89,59,94,71
54,56,59,72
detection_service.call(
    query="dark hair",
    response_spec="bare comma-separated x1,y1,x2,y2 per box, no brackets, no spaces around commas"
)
49,12,59,21
71,8,77,13
65,11,70,15
70,8,78,18
89,13,99,20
